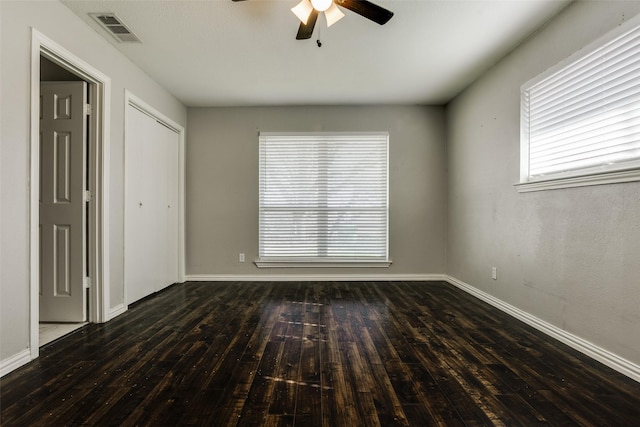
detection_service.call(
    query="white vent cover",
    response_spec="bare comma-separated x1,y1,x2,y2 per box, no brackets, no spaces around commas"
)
89,13,142,43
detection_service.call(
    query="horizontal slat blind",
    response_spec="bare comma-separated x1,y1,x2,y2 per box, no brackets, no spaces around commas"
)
523,24,640,179
259,133,389,261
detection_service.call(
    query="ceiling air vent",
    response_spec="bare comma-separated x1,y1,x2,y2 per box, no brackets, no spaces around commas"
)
89,13,142,43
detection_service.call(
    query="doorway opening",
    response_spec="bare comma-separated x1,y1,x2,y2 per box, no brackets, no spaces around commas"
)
39,57,90,345
30,29,111,358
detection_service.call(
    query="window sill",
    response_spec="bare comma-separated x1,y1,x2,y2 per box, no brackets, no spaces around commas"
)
255,259,392,268
515,169,640,193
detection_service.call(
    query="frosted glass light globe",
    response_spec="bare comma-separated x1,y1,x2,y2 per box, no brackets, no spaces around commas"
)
311,0,333,12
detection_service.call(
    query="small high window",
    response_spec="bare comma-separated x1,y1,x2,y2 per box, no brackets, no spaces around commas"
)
519,19,640,191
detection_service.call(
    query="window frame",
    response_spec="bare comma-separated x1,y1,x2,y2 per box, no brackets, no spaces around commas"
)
256,131,391,268
517,14,640,193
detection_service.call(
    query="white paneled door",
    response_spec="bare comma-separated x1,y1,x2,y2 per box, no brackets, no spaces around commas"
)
125,104,180,305
39,81,87,322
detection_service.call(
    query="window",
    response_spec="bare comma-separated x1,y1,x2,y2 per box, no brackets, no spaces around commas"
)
518,19,640,192
257,132,390,267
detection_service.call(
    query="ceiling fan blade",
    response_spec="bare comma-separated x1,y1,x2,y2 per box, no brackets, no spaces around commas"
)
337,0,393,25
296,9,319,40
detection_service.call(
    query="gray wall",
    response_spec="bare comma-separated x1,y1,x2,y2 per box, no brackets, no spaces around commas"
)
186,106,447,277
447,1,640,365
0,1,186,362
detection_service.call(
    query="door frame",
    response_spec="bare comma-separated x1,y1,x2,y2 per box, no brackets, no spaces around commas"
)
123,91,186,306
29,29,111,359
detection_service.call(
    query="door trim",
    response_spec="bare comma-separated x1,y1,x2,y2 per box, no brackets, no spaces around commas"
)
123,91,186,307
30,29,112,360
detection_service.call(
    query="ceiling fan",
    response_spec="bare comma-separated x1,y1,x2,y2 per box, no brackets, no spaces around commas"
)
232,0,394,40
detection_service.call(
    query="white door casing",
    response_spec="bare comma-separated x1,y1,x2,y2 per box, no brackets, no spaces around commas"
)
39,81,87,322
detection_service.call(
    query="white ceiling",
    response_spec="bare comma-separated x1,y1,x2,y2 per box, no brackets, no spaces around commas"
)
61,0,570,107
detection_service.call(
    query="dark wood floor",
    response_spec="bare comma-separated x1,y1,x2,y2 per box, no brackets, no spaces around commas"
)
1,281,639,426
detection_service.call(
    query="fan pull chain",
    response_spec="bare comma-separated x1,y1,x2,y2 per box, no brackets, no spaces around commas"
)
317,14,322,47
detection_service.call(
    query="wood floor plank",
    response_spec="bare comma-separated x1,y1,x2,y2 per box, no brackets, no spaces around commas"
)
238,341,282,425
321,297,361,426
294,285,323,426
2,281,639,426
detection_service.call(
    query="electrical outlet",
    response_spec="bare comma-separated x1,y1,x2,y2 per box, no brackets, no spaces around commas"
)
491,267,497,280
239,253,245,263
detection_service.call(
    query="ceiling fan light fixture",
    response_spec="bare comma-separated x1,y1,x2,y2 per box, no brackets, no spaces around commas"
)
310,0,333,12
291,0,314,24
324,2,345,27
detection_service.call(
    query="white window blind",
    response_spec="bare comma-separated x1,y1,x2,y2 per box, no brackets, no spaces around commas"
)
521,23,640,182
258,132,389,264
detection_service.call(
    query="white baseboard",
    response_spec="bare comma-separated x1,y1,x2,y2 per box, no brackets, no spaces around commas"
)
185,274,449,282
0,349,32,378
445,275,640,383
107,303,127,321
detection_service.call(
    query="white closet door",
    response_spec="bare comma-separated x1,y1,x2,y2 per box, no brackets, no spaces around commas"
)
146,117,167,294
157,120,180,292
125,106,155,304
125,104,179,304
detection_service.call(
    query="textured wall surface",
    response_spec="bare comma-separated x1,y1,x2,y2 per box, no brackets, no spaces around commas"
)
186,106,447,277
447,1,640,365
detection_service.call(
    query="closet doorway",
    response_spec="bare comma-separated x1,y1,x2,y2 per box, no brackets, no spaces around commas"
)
124,94,184,305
